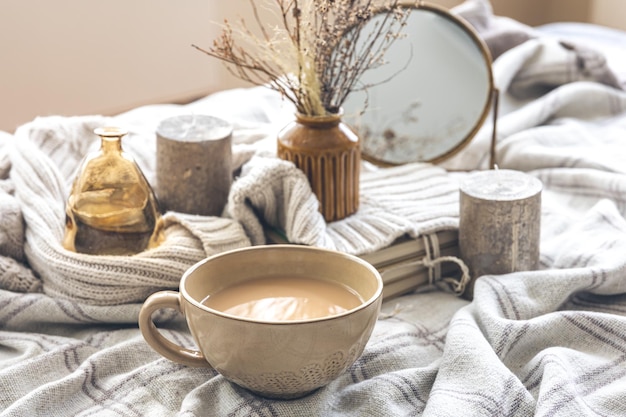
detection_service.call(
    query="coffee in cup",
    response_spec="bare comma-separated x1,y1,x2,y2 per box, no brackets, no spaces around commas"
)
202,275,363,321
138,244,383,399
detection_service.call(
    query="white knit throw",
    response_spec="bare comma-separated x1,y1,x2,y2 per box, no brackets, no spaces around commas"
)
8,116,251,305
3,90,461,305
229,155,459,252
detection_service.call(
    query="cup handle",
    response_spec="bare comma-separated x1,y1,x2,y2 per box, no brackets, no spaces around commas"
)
138,290,212,368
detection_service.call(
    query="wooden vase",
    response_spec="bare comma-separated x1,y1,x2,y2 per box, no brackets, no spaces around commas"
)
277,112,360,222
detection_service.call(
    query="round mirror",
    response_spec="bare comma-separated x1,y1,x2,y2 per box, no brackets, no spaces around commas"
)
342,2,494,165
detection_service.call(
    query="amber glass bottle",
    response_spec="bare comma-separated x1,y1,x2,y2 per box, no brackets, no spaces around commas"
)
63,127,163,255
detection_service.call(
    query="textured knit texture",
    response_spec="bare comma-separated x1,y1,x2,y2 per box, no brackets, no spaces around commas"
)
3,0,626,415
9,115,251,305
5,82,460,305
0,135,40,293
229,155,459,251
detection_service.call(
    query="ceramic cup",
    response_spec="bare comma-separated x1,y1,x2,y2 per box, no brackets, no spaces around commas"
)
138,244,383,399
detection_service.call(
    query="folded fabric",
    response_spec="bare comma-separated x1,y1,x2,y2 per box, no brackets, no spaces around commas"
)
0,180,24,262
229,156,459,254
9,116,251,305
0,137,37,293
2,76,466,306
443,0,626,171
453,0,537,60
0,256,41,293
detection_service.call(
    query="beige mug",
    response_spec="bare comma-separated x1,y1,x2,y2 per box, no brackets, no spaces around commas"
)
138,244,383,399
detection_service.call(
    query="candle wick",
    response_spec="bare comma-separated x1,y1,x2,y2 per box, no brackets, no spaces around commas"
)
494,164,502,187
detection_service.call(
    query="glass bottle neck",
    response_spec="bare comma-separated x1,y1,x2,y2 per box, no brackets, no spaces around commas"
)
95,127,127,153
101,136,122,153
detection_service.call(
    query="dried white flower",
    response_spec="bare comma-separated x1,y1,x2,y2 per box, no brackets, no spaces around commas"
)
193,0,411,116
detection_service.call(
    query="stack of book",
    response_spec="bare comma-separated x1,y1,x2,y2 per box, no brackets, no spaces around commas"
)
264,227,460,301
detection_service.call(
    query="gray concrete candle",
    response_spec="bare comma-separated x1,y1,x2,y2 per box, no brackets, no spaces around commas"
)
156,114,232,216
459,169,542,299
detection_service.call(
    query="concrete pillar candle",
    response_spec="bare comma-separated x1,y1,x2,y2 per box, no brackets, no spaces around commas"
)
459,168,542,299
156,114,233,216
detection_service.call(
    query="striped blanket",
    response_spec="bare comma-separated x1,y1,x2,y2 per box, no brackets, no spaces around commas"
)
2,1,626,415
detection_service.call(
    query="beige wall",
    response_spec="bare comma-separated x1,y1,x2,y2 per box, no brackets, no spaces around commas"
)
0,1,240,133
490,0,590,26
1,0,625,133
490,0,626,29
590,0,626,30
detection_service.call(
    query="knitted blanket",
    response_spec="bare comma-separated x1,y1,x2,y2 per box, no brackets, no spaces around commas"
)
3,0,626,415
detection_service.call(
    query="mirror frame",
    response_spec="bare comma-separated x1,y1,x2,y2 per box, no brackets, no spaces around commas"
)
345,1,496,166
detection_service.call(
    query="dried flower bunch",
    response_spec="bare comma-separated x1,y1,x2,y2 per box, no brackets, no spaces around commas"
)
193,0,410,116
